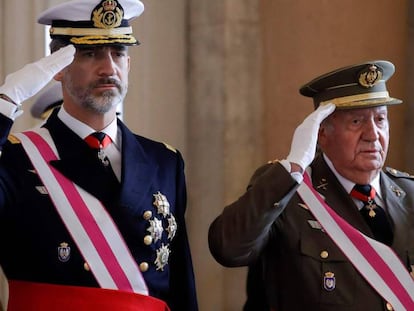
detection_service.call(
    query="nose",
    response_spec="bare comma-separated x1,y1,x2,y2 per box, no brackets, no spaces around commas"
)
362,119,379,141
97,52,116,76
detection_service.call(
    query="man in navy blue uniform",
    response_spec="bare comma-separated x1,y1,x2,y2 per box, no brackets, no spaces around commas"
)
0,1,198,310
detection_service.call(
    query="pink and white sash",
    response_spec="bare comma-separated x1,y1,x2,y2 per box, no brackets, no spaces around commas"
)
297,172,414,310
14,128,148,295
0,265,8,311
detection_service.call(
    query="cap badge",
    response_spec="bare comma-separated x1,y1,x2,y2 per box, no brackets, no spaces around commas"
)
358,64,383,88
92,0,123,29
323,271,336,291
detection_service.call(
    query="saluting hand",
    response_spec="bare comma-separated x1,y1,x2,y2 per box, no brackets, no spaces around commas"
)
0,45,75,105
286,103,335,171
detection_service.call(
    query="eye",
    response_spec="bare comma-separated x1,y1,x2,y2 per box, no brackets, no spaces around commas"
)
351,118,362,125
112,49,127,58
78,50,95,58
375,114,388,127
84,51,95,57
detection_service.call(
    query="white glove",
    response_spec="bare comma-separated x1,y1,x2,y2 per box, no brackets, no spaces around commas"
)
286,103,336,171
0,45,75,105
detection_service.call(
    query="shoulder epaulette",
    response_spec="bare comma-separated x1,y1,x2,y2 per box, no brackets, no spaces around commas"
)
162,142,177,153
7,134,21,144
385,167,414,179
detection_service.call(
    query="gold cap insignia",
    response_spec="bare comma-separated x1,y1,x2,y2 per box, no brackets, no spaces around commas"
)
92,0,123,29
358,64,383,88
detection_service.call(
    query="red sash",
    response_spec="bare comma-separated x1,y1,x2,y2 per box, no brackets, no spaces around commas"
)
8,280,170,311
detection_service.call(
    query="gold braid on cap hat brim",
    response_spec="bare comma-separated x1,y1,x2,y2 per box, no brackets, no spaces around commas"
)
319,91,394,108
70,34,137,45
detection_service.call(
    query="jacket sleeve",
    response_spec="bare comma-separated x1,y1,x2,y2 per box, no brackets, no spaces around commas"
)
208,162,299,267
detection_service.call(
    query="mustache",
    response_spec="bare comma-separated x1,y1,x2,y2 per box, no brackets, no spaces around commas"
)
91,78,122,90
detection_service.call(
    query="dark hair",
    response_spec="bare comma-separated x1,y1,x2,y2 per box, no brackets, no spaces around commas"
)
50,38,70,53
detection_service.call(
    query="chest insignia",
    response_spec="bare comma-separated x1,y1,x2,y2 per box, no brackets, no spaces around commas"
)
153,191,170,217
166,215,177,240
323,271,336,291
57,242,71,262
155,243,170,271
147,217,164,243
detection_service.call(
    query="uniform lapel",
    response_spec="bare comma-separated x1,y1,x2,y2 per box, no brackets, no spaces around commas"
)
379,172,408,250
43,110,120,201
117,121,158,212
310,154,371,235
41,111,158,211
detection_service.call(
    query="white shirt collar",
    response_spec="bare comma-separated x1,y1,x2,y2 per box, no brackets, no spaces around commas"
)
57,105,118,144
323,153,382,199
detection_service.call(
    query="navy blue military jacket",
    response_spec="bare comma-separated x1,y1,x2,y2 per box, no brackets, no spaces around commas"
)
0,109,198,311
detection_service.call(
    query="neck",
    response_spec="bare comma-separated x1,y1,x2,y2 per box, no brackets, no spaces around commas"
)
63,104,117,131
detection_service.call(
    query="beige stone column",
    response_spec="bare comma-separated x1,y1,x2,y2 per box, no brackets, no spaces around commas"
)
186,1,263,310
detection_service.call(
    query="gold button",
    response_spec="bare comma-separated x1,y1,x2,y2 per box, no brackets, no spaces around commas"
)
144,235,153,245
83,262,90,271
143,210,152,220
386,302,393,311
139,262,149,272
320,251,329,259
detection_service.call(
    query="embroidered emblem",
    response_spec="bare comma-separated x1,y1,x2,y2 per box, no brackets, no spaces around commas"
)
358,64,383,88
316,178,328,191
155,243,170,271
166,215,177,240
390,185,404,197
92,0,123,29
58,242,71,262
147,217,163,243
153,191,170,217
323,271,336,291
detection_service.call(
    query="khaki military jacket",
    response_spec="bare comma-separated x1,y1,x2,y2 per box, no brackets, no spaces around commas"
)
209,154,414,311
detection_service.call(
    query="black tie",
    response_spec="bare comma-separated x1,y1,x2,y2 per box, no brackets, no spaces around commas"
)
351,184,393,246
